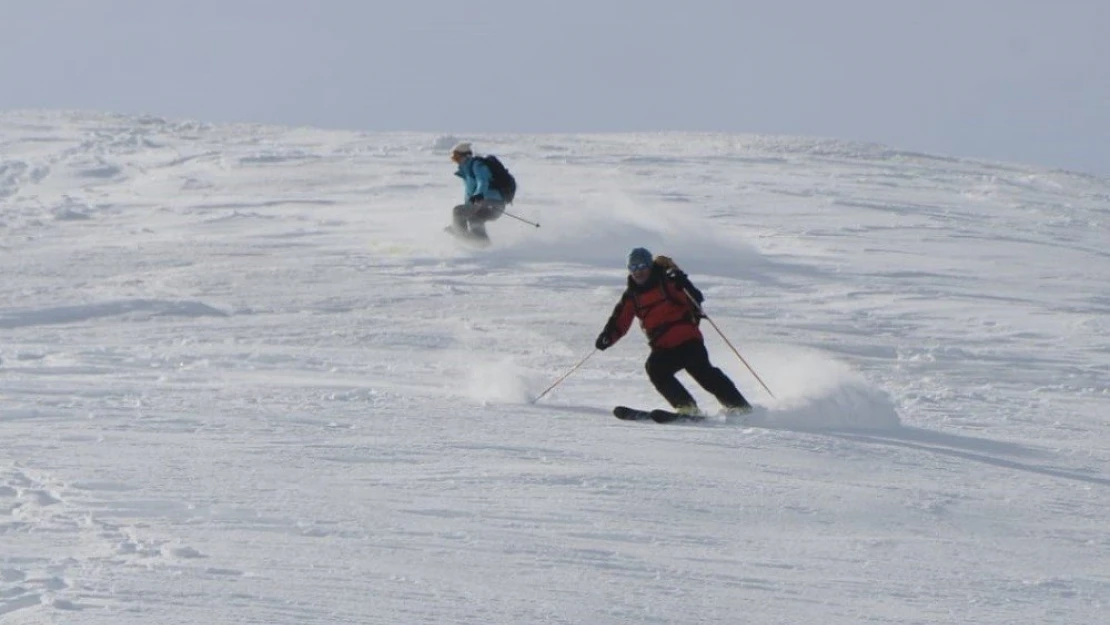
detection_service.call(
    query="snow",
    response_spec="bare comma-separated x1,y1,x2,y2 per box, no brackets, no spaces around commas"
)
1,109,1108,624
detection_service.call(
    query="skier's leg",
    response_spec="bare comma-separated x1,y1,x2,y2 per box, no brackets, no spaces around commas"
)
466,201,505,242
646,347,698,411
452,203,477,233
681,340,751,411
484,201,505,222
467,213,490,241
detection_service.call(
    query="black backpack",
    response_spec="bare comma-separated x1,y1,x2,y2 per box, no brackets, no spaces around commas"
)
477,155,517,204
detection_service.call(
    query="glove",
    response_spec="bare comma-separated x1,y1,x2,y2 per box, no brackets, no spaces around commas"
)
654,255,676,270
594,333,612,351
469,193,484,204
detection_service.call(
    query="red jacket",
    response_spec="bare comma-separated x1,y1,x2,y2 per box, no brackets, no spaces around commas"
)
600,265,704,350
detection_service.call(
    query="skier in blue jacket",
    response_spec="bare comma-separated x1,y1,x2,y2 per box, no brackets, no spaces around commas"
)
448,142,505,245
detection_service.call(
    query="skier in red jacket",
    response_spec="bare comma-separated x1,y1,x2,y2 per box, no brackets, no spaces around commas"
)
595,247,752,416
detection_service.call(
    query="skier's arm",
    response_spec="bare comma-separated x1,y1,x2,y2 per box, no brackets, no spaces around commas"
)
653,254,704,314
595,294,636,350
670,271,704,307
653,256,703,305
461,168,477,203
470,160,492,197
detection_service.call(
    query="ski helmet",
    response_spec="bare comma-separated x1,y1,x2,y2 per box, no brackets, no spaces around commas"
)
627,247,653,271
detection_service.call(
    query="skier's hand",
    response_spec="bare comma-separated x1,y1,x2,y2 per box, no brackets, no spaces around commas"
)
594,333,612,351
654,255,676,270
469,194,484,204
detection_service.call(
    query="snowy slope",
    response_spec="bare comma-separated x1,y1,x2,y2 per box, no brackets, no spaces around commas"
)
1,110,1108,624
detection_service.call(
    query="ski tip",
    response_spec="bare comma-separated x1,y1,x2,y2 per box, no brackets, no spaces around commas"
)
613,405,651,421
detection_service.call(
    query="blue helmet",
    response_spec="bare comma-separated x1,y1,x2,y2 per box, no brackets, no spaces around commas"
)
627,247,653,270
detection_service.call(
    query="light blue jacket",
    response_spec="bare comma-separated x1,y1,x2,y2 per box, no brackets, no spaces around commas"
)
454,156,504,203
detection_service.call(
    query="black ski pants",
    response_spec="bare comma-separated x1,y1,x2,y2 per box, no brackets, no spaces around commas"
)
645,339,749,410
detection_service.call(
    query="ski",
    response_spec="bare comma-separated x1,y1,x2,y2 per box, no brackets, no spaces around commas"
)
613,405,707,424
443,225,491,248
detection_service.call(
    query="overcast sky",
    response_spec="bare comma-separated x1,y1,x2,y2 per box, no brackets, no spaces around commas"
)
3,1,1107,174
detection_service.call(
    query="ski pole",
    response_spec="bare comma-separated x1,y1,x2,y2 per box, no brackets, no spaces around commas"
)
668,260,776,399
531,349,596,403
502,210,540,228
696,309,776,399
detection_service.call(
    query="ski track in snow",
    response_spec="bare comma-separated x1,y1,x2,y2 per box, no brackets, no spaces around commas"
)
0,110,1108,624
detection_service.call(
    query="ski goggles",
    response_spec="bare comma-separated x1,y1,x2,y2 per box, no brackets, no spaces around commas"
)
628,262,652,272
